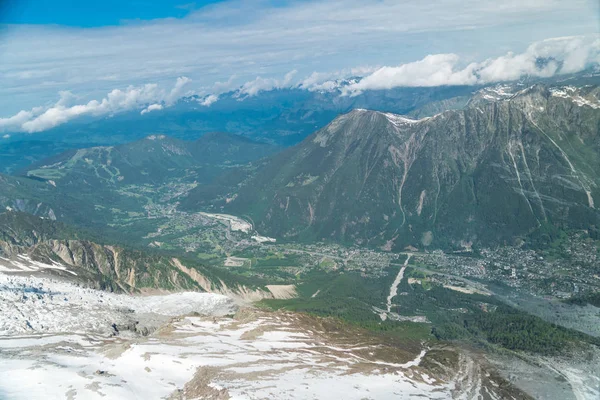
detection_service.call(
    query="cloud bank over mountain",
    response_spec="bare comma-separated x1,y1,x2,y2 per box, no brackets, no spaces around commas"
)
342,36,600,95
1,78,191,133
3,34,600,134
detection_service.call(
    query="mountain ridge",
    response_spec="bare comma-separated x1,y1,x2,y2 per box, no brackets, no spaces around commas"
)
208,83,600,250
0,211,281,300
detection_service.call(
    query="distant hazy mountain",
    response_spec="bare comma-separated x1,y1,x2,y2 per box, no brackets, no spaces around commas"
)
214,84,600,250
23,132,277,186
17,84,480,147
4,70,599,177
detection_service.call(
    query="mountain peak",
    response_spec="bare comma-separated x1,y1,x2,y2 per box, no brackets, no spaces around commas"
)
312,109,386,147
225,85,600,249
312,109,430,148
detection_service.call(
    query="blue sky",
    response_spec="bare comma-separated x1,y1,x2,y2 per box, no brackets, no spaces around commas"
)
0,0,224,26
1,0,599,133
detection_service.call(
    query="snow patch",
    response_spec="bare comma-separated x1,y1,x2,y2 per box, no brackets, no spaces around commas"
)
383,112,429,127
550,86,600,109
0,255,76,275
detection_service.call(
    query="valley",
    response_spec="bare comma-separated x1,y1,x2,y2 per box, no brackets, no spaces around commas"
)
1,78,600,399
4,2,600,398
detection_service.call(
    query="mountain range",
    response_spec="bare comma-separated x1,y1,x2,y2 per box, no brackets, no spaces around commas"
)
3,80,600,254
182,84,600,250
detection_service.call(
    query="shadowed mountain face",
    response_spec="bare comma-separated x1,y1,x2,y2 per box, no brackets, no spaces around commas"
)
219,85,600,250
0,174,59,220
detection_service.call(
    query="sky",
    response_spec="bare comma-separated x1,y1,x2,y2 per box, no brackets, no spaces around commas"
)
0,0,599,133
0,0,223,26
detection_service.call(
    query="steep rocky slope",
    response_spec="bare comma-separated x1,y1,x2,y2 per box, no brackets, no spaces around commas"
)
0,212,276,299
221,84,600,249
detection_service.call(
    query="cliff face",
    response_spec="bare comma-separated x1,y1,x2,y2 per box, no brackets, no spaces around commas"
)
0,212,275,300
225,85,600,250
0,237,200,292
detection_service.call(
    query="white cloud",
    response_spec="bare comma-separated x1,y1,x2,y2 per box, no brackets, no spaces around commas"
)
344,36,600,94
0,0,595,114
309,81,340,92
211,75,237,94
344,54,479,94
166,77,192,104
199,94,219,106
140,103,164,115
1,77,191,133
236,70,298,98
298,66,379,91
0,109,39,132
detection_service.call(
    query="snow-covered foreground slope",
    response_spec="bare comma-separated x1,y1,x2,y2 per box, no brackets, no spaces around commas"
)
0,273,525,399
0,273,235,336
0,315,514,400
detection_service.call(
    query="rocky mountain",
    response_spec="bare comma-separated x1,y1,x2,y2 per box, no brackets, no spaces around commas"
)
3,70,598,178
214,84,600,250
0,212,274,299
